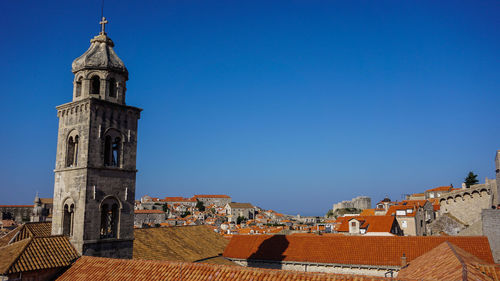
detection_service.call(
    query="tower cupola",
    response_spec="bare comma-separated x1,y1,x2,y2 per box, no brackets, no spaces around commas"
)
71,17,128,104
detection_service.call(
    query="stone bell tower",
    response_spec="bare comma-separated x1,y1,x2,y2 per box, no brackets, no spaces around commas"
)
51,17,141,259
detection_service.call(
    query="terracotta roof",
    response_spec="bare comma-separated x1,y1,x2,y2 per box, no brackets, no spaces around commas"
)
386,205,416,217
194,195,231,199
11,222,53,243
334,216,396,233
133,225,228,262
223,235,494,267
227,203,254,209
0,236,79,274
134,209,165,214
398,241,500,280
360,209,375,216
57,256,403,281
0,205,32,208
0,226,21,247
426,185,453,192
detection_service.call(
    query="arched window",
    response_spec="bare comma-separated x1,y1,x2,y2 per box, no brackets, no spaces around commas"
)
108,78,116,98
63,203,74,236
66,135,79,167
75,77,82,97
90,75,100,95
104,133,121,167
100,198,120,239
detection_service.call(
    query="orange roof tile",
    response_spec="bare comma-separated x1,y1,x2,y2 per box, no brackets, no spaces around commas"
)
426,186,452,192
0,205,32,208
334,216,396,233
398,241,499,280
0,236,79,274
57,256,403,281
359,209,375,216
223,235,494,266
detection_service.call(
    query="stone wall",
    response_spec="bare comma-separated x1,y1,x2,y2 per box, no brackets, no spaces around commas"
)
438,185,492,226
333,196,371,212
231,259,399,277
482,209,500,263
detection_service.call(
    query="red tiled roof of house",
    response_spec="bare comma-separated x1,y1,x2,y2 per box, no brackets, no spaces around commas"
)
398,241,499,280
223,235,494,266
426,186,452,192
0,236,79,275
359,209,375,216
134,210,165,214
0,205,32,208
335,216,396,233
386,205,416,217
57,256,404,281
194,195,231,199
399,200,428,207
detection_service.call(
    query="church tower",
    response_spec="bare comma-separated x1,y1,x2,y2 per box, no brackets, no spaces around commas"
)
51,18,141,258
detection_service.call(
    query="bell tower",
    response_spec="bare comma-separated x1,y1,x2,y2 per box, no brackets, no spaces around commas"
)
51,17,141,259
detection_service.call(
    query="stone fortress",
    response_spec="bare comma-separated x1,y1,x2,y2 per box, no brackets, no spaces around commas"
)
332,196,371,212
50,18,141,258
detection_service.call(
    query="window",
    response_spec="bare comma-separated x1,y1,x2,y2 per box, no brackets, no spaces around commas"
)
66,135,79,167
351,221,356,227
75,78,82,97
401,220,407,228
108,78,116,98
100,198,120,239
90,75,100,95
63,203,74,236
104,135,121,167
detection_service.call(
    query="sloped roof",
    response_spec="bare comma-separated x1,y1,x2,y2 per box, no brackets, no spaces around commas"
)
386,205,416,217
40,198,53,204
227,203,254,209
223,235,494,267
0,236,79,274
133,225,229,262
0,225,22,247
0,222,53,246
57,256,404,281
335,216,396,233
398,241,500,280
426,186,453,192
359,208,375,216
11,222,53,243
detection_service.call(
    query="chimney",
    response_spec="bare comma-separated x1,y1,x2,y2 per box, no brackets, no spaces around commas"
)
401,253,407,267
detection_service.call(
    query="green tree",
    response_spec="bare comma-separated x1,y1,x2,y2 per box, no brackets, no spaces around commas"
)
464,171,479,188
196,200,205,211
236,216,246,225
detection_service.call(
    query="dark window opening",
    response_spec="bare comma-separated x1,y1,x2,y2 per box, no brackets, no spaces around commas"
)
100,202,119,238
63,204,74,236
66,136,79,167
104,135,121,167
90,76,100,95
75,78,82,97
108,78,116,98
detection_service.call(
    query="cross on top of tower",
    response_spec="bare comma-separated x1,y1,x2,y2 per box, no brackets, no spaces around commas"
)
100,17,108,35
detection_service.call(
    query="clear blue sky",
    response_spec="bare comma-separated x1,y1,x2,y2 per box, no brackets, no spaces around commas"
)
0,1,499,216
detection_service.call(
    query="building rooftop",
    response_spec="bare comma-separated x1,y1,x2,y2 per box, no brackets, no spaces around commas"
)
398,241,500,280
56,255,403,281
133,225,229,263
0,236,79,275
223,235,494,267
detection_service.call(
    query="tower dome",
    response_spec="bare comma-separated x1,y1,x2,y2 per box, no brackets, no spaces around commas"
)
70,17,129,105
71,31,128,77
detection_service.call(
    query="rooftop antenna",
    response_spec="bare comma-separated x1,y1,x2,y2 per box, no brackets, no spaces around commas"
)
99,0,108,35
